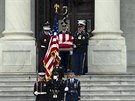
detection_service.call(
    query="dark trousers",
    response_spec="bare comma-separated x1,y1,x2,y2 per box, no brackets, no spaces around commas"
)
72,51,85,75
66,94,78,101
39,48,47,72
59,51,69,73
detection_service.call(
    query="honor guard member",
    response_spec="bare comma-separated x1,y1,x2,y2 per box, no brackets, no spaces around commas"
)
58,23,72,73
52,65,64,80
72,20,89,75
47,72,65,101
39,21,51,72
33,72,48,101
64,71,81,101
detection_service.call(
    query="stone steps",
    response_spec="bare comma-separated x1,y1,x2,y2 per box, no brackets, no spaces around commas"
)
81,94,135,99
0,96,35,101
81,86,135,90
0,73,135,101
81,99,135,101
0,73,35,101
78,74,135,101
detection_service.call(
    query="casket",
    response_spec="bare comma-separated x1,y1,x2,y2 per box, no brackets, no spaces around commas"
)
58,34,74,50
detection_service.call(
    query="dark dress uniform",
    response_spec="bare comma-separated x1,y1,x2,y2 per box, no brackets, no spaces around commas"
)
47,78,65,101
39,31,51,72
72,31,89,75
34,81,48,101
65,78,80,101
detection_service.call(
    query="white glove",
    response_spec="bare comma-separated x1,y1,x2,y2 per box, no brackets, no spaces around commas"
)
70,51,73,55
34,91,39,95
73,44,76,48
64,87,69,91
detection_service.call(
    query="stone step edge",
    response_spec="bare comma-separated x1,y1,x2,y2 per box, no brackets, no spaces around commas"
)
81,89,135,91
81,94,135,96
81,99,135,101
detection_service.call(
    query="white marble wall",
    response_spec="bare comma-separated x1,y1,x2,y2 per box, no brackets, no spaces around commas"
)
88,0,127,73
121,0,135,72
0,0,5,38
0,0,36,73
0,41,36,73
88,40,126,73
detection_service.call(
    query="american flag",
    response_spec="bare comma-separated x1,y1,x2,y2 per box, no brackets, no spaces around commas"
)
43,13,60,80
52,12,59,36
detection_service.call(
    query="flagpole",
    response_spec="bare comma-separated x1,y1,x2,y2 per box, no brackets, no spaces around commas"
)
53,3,59,69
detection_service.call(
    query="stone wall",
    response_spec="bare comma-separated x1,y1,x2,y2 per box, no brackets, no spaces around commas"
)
0,0,5,38
121,0,135,72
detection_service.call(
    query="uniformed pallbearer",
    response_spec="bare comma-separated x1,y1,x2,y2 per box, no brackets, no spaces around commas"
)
72,20,89,75
39,21,51,72
64,71,81,101
33,72,48,101
58,23,72,73
47,72,65,101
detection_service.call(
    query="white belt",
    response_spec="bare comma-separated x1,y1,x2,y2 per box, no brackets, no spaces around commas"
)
41,45,46,48
38,92,47,95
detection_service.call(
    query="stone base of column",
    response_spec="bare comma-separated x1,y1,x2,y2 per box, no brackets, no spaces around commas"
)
0,40,36,73
88,39,127,73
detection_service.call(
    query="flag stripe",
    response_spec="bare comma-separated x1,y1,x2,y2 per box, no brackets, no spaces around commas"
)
58,34,74,48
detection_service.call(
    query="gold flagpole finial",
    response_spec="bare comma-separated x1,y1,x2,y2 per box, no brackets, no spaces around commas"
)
54,3,60,13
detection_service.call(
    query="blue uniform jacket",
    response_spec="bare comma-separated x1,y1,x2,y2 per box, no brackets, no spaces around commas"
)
65,78,80,101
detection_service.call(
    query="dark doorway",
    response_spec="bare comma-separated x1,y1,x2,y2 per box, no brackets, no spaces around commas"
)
35,0,94,37
35,0,95,72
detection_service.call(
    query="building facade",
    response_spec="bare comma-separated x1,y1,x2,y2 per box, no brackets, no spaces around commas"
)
0,0,134,73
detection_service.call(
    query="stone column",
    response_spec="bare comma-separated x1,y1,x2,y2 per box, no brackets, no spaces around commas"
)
2,0,33,39
88,0,127,73
0,0,36,73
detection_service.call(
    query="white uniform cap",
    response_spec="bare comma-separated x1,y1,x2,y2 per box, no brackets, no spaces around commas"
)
43,26,51,31
38,72,45,76
78,20,86,26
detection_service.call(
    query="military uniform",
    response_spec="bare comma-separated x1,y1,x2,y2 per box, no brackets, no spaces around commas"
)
33,73,48,101
47,72,65,101
72,20,89,75
39,21,51,72
64,72,80,101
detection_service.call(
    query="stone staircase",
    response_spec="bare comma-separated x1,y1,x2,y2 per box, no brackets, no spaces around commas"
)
0,73,36,101
0,73,135,101
77,74,135,101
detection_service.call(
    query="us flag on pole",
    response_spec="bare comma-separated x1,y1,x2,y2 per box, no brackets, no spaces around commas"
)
43,12,60,80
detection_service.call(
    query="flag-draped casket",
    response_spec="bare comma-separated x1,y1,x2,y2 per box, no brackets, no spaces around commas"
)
58,33,74,48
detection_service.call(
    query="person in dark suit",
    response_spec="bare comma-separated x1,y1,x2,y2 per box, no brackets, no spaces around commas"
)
72,20,89,75
39,21,51,72
47,72,65,101
33,72,48,101
64,71,81,101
